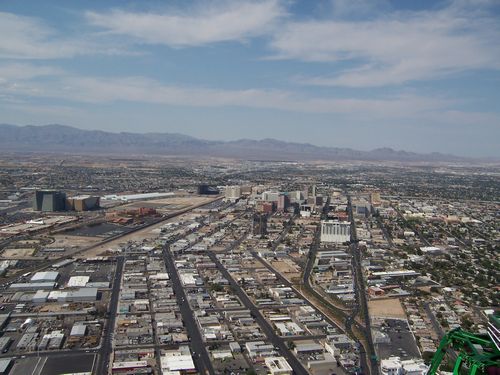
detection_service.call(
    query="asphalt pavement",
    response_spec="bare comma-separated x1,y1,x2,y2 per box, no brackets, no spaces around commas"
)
205,249,310,375
348,196,379,375
163,246,215,375
94,256,124,375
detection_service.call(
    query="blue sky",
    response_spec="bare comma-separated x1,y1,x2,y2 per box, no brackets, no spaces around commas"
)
0,0,499,157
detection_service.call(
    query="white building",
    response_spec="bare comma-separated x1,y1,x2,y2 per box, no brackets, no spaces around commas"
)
262,191,280,202
380,357,428,375
161,346,196,373
225,186,241,201
31,271,59,283
67,276,90,287
264,357,293,375
320,220,351,243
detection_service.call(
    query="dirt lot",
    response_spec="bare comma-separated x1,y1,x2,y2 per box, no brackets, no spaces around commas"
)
270,259,302,280
368,298,407,319
81,197,218,257
1,247,36,258
51,234,103,250
117,196,212,212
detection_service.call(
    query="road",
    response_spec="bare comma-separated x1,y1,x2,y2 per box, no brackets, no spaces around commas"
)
423,303,444,338
347,195,379,375
205,248,310,375
298,197,372,375
94,255,124,375
163,246,215,375
373,212,394,248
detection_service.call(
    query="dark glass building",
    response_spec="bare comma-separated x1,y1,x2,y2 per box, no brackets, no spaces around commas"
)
33,190,66,212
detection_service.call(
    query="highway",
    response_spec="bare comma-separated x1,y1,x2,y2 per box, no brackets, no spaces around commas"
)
95,255,124,375
162,245,215,375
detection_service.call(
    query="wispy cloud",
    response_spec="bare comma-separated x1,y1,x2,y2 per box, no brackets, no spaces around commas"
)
272,2,500,87
0,12,132,59
0,67,448,118
0,63,63,81
86,0,286,48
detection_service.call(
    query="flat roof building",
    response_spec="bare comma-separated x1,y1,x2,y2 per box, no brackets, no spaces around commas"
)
66,195,100,211
321,220,351,243
264,357,293,375
31,271,59,283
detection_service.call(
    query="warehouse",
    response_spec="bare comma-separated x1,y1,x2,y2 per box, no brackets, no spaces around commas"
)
70,324,87,337
0,358,13,375
64,288,98,302
67,276,90,288
10,282,55,290
31,271,59,282
48,288,98,302
32,290,49,303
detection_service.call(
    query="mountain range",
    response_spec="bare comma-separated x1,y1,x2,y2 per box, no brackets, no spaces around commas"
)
0,124,471,162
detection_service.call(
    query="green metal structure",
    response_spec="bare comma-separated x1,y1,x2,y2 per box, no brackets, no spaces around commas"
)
426,316,500,375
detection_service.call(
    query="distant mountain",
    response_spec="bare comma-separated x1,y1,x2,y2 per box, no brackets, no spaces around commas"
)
0,123,469,162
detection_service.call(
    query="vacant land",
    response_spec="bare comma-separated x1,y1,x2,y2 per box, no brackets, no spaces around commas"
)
1,247,36,258
368,298,406,319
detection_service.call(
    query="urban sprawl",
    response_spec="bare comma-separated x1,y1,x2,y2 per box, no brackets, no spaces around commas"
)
0,154,498,375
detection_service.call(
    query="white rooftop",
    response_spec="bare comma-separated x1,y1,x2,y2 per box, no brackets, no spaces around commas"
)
67,276,90,287
31,271,59,282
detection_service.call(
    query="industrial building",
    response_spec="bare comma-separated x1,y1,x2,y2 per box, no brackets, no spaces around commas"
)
33,190,66,212
0,358,12,375
65,195,100,211
70,324,87,337
31,271,59,283
47,288,98,302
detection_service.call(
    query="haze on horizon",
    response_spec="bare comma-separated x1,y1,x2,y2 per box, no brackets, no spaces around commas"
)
0,0,499,158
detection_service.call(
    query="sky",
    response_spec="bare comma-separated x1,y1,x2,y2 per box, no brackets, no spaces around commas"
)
0,0,499,157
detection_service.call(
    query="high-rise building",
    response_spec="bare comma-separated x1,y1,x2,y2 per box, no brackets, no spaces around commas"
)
33,190,66,212
225,186,241,201
277,194,290,212
320,220,351,243
66,195,100,211
253,214,268,237
262,191,280,202
258,202,275,214
371,192,381,205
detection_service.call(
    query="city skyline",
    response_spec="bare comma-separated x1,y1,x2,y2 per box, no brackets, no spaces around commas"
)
1,0,500,157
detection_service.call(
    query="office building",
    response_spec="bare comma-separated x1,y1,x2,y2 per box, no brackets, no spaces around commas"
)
66,195,100,211
33,190,66,212
253,214,268,237
277,194,290,212
262,191,280,202
321,220,351,243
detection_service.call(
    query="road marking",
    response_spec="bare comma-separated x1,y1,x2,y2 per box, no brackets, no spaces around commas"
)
31,356,47,375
